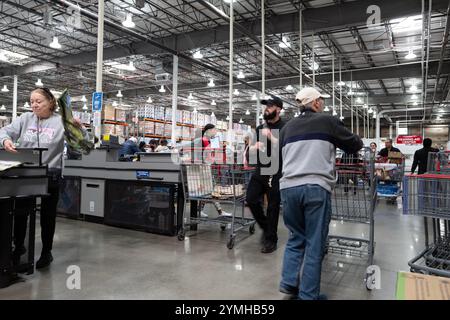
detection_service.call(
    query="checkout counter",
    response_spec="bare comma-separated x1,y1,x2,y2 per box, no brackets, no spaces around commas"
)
62,147,183,236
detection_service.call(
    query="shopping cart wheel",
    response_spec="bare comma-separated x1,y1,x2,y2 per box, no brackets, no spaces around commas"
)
177,229,185,241
227,236,235,249
249,224,255,234
220,225,226,231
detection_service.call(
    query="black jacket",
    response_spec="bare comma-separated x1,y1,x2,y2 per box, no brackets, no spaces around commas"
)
378,146,401,158
411,147,439,174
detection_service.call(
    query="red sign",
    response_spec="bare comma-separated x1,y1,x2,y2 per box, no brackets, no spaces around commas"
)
396,135,423,145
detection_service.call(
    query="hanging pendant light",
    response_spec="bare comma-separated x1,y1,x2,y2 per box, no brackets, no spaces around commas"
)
207,79,215,87
35,79,44,87
211,100,216,106
1,85,9,92
159,85,166,93
245,109,250,115
146,96,153,103
122,13,135,28
49,36,62,49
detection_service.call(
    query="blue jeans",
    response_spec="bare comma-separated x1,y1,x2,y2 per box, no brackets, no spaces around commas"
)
280,184,332,300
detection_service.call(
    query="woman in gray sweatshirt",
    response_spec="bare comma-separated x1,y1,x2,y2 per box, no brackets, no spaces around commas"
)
0,87,82,272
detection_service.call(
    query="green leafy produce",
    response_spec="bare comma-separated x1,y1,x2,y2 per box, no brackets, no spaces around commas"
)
58,88,94,155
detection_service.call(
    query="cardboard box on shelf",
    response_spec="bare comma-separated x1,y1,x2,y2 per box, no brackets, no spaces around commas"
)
183,110,191,124
197,113,205,127
115,109,127,122
191,112,198,126
144,121,154,134
182,126,191,139
115,125,125,137
155,123,164,136
102,124,115,135
155,106,165,120
102,105,115,121
176,110,183,123
164,123,172,137
396,271,450,300
165,108,172,121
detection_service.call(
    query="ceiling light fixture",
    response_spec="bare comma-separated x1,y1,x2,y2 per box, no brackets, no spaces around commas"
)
251,93,257,101
285,85,294,91
239,118,244,124
0,105,6,111
324,106,330,112
81,95,87,103
82,103,88,110
211,112,216,118
340,116,345,121
332,110,338,116
356,97,363,104
347,90,354,96
112,101,118,107
207,79,215,87
309,61,319,71
321,93,331,98
337,81,346,86
245,109,250,115
1,85,9,92
233,89,239,95
159,85,166,93
35,79,44,87
368,107,374,114
192,108,198,114
413,101,418,106
49,36,62,49
24,102,30,109
237,70,245,79
226,115,230,121
146,96,153,103
116,90,123,98
411,94,418,100
193,50,203,59
373,112,377,119
122,13,135,28
405,49,417,60
409,84,418,93
127,61,136,71
0,51,8,62
211,100,216,106
279,36,291,48
188,92,194,100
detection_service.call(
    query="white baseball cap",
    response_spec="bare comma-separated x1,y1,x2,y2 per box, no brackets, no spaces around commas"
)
295,87,325,106
129,137,137,144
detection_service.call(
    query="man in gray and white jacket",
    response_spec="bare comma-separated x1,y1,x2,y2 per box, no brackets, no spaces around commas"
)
279,87,363,300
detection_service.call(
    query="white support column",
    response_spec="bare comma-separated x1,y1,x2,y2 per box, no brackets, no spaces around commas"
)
94,0,104,146
299,7,303,89
256,92,261,127
12,75,18,121
228,0,234,130
171,55,178,147
312,33,315,87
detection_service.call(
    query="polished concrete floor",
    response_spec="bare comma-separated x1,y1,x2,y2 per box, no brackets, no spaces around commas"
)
0,199,426,300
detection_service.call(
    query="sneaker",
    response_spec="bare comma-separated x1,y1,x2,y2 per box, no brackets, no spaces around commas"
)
261,241,277,254
200,211,209,218
36,252,53,269
219,210,232,217
279,285,298,300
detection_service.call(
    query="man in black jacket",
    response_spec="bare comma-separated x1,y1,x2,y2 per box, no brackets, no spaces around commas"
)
378,139,401,158
411,138,439,174
246,95,286,254
279,87,363,300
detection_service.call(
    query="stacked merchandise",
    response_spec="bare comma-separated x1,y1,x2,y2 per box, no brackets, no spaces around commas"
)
155,122,164,136
145,121,155,135
102,104,115,120
115,109,127,122
164,123,172,137
165,108,172,122
155,106,165,120
182,110,191,124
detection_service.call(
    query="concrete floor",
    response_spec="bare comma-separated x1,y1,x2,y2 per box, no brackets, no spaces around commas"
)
0,200,426,300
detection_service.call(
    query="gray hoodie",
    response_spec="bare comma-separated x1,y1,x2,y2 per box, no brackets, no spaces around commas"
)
0,112,65,169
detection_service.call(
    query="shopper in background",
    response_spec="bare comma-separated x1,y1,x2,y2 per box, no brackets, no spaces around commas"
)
118,136,140,161
246,95,286,254
378,139,401,158
148,139,158,152
411,138,439,174
138,141,147,153
279,87,363,300
155,139,170,152
370,142,377,154
0,87,83,277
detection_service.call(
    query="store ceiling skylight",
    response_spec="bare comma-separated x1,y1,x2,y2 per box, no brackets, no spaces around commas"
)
0,49,28,65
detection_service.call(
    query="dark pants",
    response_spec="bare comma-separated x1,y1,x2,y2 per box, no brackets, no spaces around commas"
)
246,174,281,244
14,175,60,254
0,200,14,285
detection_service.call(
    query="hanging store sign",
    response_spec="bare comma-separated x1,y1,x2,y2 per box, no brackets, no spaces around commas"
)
396,135,423,145
92,92,103,112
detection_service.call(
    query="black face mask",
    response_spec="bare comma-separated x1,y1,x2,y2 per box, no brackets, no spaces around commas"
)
263,109,277,120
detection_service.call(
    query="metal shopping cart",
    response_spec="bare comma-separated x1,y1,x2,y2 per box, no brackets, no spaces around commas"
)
178,159,256,249
327,149,378,289
375,154,405,205
403,173,450,277
427,151,450,174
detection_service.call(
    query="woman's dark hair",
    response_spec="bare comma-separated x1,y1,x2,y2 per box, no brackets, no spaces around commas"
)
202,123,215,136
370,142,377,147
160,139,168,146
32,87,57,112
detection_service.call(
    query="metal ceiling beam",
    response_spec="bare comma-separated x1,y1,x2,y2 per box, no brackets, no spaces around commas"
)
1,0,448,77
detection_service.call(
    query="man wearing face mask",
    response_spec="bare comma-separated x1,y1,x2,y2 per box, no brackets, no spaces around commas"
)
246,95,286,254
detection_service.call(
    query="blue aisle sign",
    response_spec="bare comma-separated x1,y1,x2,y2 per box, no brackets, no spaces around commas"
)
92,92,103,112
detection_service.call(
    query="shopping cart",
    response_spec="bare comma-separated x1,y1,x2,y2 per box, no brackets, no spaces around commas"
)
403,173,450,277
375,156,405,204
327,148,378,289
427,151,450,173
178,159,256,249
